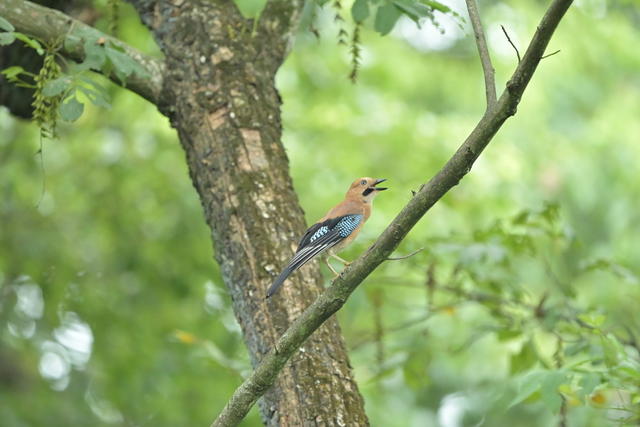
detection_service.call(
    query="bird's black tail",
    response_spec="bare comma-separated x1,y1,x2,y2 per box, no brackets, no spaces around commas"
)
266,267,294,298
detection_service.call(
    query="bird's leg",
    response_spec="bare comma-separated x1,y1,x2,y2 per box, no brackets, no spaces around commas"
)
325,257,340,278
330,253,351,266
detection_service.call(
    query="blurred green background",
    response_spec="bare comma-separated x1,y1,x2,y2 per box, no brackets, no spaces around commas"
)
1,0,639,426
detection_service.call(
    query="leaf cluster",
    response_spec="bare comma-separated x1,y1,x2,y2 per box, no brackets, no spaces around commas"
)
1,17,149,133
304,0,461,81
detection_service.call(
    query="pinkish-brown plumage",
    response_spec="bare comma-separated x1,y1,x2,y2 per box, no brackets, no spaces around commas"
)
266,177,387,298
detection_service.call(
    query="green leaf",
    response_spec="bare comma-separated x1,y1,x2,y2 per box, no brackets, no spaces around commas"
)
540,371,567,413
564,341,589,357
577,313,605,328
578,372,601,399
0,32,15,46
600,333,623,368
59,95,84,122
1,65,35,88
616,365,640,381
77,85,111,110
420,0,451,13
64,35,81,52
374,3,402,35
352,0,370,23
497,328,522,341
0,16,14,32
510,339,538,374
509,371,546,408
403,351,430,389
586,258,640,283
105,46,134,82
129,60,150,79
82,39,107,70
13,32,44,55
393,0,430,24
42,77,73,97
541,202,560,225
233,0,268,19
77,74,106,88
1,65,25,78
512,210,530,225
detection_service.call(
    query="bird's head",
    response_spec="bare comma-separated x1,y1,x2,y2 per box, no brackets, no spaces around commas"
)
347,177,388,203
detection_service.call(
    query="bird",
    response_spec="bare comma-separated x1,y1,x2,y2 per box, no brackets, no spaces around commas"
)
266,177,388,298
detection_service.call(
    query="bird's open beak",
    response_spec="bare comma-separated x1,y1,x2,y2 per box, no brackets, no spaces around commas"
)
372,178,388,191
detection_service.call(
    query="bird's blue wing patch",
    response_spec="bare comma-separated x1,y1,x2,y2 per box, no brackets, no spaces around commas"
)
308,215,362,242
335,214,363,237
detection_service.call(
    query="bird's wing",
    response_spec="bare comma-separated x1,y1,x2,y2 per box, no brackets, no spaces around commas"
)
290,214,363,270
297,216,344,252
266,214,363,298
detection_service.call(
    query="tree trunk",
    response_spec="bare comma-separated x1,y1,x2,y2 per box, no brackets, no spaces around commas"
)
128,1,368,425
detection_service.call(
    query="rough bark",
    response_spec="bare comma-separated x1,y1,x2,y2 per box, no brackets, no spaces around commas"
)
2,0,369,424
125,1,367,425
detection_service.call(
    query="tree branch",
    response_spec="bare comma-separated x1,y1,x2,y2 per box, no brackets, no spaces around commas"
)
501,25,522,63
256,0,305,67
466,0,497,109
386,247,424,261
212,0,573,425
0,0,164,104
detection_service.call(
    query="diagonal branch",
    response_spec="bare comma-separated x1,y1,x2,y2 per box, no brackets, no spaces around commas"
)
466,0,497,109
0,0,164,104
211,0,573,425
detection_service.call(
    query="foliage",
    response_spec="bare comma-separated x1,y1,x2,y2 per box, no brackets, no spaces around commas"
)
395,204,640,423
32,42,63,138
1,0,640,426
236,0,461,80
0,14,148,135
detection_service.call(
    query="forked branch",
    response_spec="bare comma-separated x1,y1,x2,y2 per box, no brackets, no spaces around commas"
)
211,0,574,426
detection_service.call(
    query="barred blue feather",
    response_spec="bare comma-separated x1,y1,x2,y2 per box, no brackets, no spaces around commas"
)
266,214,363,298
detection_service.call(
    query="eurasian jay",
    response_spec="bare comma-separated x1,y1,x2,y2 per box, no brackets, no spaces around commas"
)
266,177,388,298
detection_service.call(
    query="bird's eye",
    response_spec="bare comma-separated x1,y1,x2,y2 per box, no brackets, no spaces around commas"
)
360,179,367,186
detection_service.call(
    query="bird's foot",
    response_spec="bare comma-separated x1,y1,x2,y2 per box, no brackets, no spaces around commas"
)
330,253,351,266
326,259,340,277
325,258,340,277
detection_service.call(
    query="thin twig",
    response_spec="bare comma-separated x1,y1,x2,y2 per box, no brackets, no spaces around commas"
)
501,25,521,63
350,314,431,351
386,247,425,261
542,49,561,59
426,262,436,310
466,0,497,109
